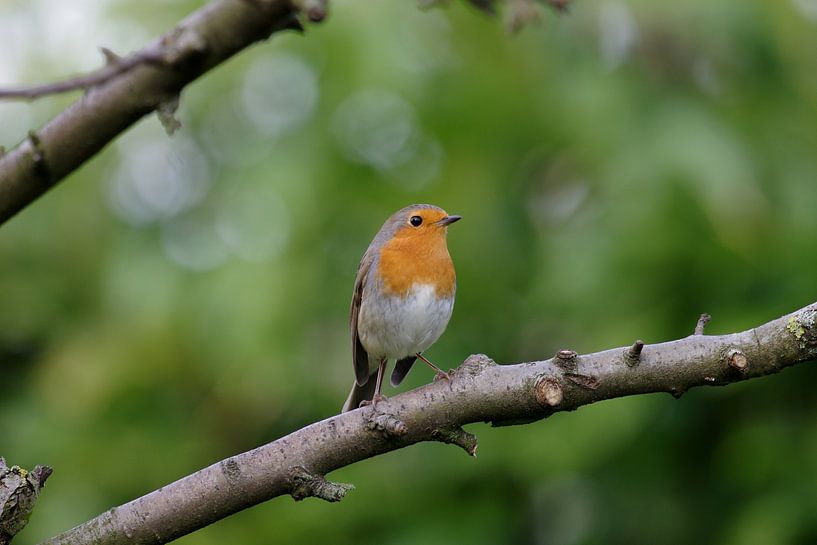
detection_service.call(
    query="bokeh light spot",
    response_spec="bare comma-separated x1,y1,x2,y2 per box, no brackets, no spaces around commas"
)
240,54,319,138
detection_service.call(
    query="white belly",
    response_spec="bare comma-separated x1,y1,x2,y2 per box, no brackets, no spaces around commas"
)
357,283,454,369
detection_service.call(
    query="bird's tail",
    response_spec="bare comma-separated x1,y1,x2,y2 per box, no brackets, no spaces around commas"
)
342,372,378,413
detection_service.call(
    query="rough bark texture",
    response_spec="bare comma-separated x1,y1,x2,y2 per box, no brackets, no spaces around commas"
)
0,459,52,545
0,0,315,225
38,302,817,545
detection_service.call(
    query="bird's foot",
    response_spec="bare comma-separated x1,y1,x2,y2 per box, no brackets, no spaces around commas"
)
433,370,451,382
359,394,387,409
417,353,451,383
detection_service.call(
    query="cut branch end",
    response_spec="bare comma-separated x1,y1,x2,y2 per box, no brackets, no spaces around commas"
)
555,349,578,371
534,376,563,407
624,340,644,367
694,313,711,335
727,349,748,373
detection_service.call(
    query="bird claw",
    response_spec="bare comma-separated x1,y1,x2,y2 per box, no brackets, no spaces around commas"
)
359,394,387,409
433,370,451,382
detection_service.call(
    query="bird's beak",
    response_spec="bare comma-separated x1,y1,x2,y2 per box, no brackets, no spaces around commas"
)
436,215,462,227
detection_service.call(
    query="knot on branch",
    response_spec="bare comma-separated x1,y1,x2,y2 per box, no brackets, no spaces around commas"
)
726,348,748,373
563,372,599,390
159,26,209,68
457,354,496,377
367,411,407,438
669,387,686,399
220,458,242,486
787,308,817,351
554,349,578,371
431,426,478,457
624,340,644,367
288,466,353,503
534,376,563,407
1,458,53,545
27,131,50,181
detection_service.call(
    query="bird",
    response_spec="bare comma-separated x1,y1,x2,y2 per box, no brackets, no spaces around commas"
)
342,204,461,412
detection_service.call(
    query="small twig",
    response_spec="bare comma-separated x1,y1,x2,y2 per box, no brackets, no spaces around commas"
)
0,50,163,101
99,47,122,65
694,313,711,335
288,467,354,502
431,426,478,456
624,339,644,367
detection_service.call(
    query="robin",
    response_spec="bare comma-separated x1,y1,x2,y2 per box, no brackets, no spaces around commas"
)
342,204,461,412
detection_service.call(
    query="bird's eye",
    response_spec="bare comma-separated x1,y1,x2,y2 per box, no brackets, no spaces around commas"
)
409,215,423,227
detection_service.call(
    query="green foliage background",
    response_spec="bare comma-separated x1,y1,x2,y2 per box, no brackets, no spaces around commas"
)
2,0,817,543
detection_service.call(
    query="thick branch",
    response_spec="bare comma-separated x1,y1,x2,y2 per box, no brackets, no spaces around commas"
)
40,302,817,545
0,0,313,225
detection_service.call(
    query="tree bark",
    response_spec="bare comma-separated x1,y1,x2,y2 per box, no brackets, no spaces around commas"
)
0,0,319,226
37,301,817,545
0,460,52,545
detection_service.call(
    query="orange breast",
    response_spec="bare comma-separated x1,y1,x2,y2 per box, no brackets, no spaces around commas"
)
376,232,456,298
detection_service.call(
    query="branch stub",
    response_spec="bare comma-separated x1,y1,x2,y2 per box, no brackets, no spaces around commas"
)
555,349,578,371
288,467,354,503
367,411,407,437
534,376,563,407
624,340,644,367
1,459,52,545
694,313,711,335
431,427,478,457
727,348,748,373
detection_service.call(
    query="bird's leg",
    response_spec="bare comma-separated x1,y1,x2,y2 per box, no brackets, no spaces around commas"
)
360,359,388,409
372,358,387,405
416,353,450,381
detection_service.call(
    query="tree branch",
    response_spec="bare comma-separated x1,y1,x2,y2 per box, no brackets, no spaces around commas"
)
0,0,574,226
0,0,315,226
0,49,167,101
0,459,52,545
38,301,817,545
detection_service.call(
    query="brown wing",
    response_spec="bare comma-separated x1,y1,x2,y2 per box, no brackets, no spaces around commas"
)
350,250,373,386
